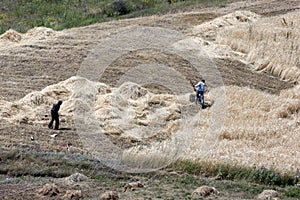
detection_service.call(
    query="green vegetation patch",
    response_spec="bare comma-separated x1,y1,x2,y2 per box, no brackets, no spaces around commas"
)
170,159,299,186
0,0,232,35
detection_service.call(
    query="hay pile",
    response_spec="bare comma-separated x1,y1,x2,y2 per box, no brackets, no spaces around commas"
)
0,27,56,48
192,10,260,40
0,76,186,141
24,27,56,41
0,29,22,43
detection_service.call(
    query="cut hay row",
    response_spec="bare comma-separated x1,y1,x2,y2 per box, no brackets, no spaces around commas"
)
215,11,300,83
192,10,300,83
192,10,260,40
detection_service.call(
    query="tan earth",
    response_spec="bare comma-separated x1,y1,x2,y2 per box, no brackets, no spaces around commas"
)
0,0,299,199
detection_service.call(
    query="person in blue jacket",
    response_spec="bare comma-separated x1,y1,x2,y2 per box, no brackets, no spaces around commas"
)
48,100,62,130
194,79,206,109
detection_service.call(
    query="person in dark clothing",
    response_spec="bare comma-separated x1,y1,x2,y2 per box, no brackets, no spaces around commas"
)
48,100,62,130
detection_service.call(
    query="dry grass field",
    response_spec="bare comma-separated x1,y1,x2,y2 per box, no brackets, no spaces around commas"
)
0,0,299,199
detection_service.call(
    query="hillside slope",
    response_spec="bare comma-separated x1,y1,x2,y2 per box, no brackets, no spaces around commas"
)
0,0,299,173
0,0,300,199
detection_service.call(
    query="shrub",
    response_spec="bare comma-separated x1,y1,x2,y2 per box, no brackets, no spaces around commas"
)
284,186,300,197
104,1,130,17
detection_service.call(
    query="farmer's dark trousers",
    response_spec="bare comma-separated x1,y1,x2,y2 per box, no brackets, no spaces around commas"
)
48,112,59,130
195,91,204,108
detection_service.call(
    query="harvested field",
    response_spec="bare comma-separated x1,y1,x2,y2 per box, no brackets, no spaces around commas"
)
0,0,300,199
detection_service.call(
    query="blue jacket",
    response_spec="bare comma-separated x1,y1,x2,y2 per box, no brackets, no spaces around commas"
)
195,81,205,92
